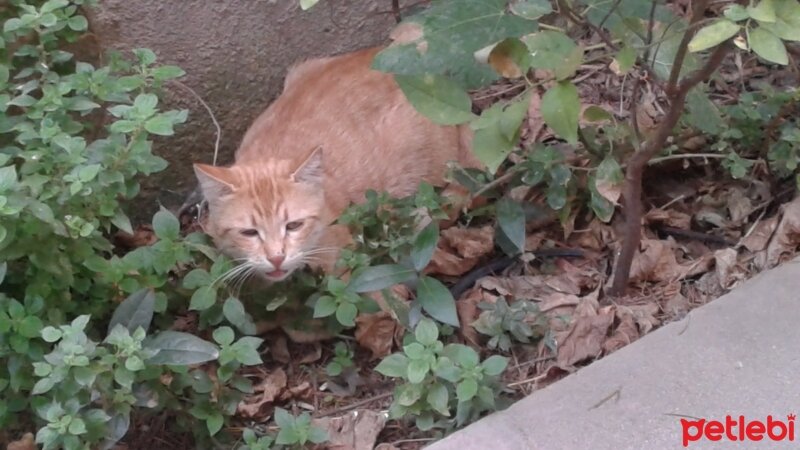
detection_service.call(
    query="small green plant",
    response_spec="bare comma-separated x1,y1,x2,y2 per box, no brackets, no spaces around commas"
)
375,318,508,430
30,290,221,450
325,341,354,376
239,428,275,450
273,408,328,448
472,298,545,351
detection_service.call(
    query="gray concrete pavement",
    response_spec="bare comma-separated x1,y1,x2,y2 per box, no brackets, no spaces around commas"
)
428,260,800,450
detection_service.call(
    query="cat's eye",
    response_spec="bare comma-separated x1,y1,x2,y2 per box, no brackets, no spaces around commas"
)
240,229,259,237
286,221,304,231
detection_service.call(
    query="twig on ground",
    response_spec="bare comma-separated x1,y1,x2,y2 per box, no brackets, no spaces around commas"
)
315,391,393,418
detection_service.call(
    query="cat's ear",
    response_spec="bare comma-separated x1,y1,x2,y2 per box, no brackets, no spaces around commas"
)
292,146,323,185
193,164,237,201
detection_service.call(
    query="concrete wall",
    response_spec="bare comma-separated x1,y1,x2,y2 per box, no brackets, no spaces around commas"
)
88,0,398,219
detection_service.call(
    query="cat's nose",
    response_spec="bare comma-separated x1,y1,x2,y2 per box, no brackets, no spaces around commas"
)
268,255,285,268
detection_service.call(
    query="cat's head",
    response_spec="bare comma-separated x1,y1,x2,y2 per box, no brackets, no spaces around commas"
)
193,148,327,282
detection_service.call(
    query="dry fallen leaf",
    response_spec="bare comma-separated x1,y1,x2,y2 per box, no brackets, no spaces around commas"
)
714,248,742,290
629,239,679,283
270,335,291,364
427,225,494,276
457,287,485,347
740,216,779,253
555,297,614,367
645,208,692,230
313,410,387,450
603,310,637,353
237,368,287,419
765,196,800,267
355,312,398,359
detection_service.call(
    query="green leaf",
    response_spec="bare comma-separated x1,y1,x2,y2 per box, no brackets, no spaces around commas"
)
0,262,5,285
335,302,358,327
190,286,217,311
8,94,35,107
313,295,337,318
394,74,475,125
0,66,8,86
583,106,613,123
110,120,138,133
414,317,439,346
523,31,581,79
103,414,130,450
541,81,580,145
457,378,479,402
471,93,529,173
614,46,636,74
66,97,100,112
411,222,439,271
481,355,509,376
183,269,210,290
144,116,175,136
31,377,55,395
108,288,155,334
510,0,552,19
444,343,480,368
417,276,459,326
375,353,409,377
145,331,220,365
152,207,180,240
747,0,776,23
213,326,235,346
749,27,788,65
486,38,532,78
407,359,430,383
687,20,740,52
685,87,723,134
111,211,134,235
67,15,88,31
348,264,417,293
372,0,536,88
223,297,257,334
206,413,224,436
758,0,800,41
78,164,101,183
41,326,62,343
18,315,43,338
404,342,426,359
4,18,23,33
496,197,525,254
274,407,294,429
134,48,157,66
300,0,320,10
41,0,69,13
0,166,18,192
426,382,451,416
724,4,750,21
151,65,186,80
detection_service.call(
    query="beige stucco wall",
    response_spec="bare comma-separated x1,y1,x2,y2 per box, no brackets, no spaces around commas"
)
88,0,397,219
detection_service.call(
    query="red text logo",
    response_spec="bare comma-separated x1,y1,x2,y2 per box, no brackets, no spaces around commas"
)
681,414,796,447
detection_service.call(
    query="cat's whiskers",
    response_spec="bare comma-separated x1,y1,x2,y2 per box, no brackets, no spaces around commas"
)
212,262,254,290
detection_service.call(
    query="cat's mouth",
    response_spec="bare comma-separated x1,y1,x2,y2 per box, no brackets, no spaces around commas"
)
265,269,290,281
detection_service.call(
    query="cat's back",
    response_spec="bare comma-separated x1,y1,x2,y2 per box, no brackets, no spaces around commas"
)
235,47,473,211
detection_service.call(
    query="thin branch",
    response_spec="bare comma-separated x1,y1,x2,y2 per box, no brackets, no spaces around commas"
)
610,6,732,297
168,80,222,166
597,0,624,30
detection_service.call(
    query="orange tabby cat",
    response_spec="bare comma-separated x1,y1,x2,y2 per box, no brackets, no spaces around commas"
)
193,47,480,281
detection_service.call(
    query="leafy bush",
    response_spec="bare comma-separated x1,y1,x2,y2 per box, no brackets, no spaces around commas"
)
0,0,263,447
376,318,508,430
